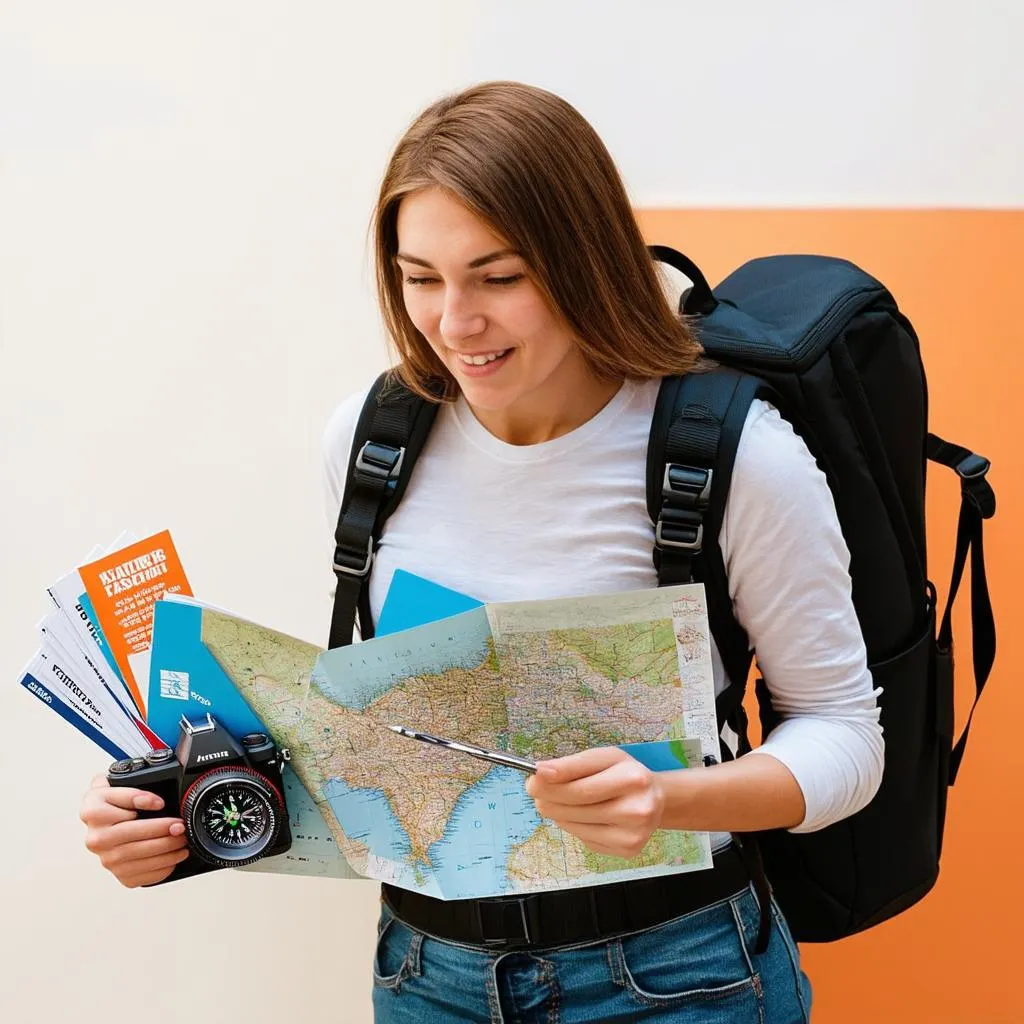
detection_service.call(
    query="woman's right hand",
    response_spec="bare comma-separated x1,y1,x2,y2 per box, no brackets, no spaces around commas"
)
80,774,190,887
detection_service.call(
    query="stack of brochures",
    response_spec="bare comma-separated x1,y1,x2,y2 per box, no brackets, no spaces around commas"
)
20,529,193,761
20,533,720,897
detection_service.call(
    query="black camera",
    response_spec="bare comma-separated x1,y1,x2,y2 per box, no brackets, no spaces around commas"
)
107,713,292,882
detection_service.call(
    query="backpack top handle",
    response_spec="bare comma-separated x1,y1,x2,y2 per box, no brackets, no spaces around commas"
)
648,245,718,316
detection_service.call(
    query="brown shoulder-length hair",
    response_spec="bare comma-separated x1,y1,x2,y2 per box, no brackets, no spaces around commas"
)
372,81,703,401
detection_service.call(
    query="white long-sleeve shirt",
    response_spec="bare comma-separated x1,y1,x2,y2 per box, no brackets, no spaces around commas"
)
322,375,883,835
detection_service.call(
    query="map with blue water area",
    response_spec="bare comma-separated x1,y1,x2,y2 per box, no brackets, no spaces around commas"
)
202,584,718,898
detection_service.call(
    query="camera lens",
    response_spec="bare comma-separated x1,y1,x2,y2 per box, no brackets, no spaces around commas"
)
144,747,174,765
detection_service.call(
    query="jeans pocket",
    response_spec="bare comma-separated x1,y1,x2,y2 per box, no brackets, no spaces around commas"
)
372,911,422,992
609,892,763,1014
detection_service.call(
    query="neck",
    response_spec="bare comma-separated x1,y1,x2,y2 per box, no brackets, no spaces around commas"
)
470,374,624,446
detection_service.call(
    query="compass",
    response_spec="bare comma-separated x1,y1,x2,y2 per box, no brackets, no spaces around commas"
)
181,765,286,868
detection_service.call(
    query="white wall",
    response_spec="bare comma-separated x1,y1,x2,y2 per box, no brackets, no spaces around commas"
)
459,0,1024,207
0,6,474,1023
1,4,1020,1023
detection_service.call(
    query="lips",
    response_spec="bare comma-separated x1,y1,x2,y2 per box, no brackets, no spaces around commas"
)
449,347,514,377
452,348,510,365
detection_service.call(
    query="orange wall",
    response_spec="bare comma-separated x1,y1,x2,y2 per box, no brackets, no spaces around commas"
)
636,210,1023,1023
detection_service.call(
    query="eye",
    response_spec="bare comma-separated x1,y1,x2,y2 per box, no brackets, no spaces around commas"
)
486,274,524,286
404,276,439,286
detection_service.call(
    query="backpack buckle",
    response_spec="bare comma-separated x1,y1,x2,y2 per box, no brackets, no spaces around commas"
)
333,536,373,577
655,464,711,551
954,453,996,519
655,505,705,551
331,442,406,579
954,453,989,479
355,441,405,484
662,464,713,507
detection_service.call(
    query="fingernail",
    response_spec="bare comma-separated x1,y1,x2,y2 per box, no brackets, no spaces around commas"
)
134,794,162,810
169,822,185,836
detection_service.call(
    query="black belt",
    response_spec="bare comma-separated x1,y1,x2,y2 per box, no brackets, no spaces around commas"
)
382,844,752,951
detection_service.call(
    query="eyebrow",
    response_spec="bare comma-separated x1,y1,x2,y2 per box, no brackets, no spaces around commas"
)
395,248,519,270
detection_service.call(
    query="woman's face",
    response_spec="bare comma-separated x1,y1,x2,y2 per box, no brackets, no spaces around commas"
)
395,187,600,436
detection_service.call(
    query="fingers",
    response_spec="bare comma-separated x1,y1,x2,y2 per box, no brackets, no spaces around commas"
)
80,786,169,828
535,786,663,847
85,817,185,854
534,797,622,825
116,847,191,888
94,831,189,868
81,778,190,888
531,756,649,807
532,746,628,786
558,822,650,860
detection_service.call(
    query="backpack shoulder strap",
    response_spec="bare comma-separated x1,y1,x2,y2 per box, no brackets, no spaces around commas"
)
329,372,441,649
647,368,773,740
648,366,781,953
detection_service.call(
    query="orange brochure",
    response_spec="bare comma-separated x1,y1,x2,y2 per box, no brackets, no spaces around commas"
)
79,530,192,714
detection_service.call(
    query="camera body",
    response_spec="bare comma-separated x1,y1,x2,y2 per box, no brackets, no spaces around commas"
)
107,713,292,883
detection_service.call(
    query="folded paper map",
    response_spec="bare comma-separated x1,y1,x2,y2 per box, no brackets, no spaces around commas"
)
196,582,719,899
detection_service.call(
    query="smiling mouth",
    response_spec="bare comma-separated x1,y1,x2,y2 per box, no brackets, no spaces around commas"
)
453,348,511,366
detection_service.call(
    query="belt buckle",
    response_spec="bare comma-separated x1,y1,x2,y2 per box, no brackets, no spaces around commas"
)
475,896,534,949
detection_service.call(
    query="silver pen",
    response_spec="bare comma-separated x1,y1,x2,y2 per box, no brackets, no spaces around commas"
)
388,724,537,774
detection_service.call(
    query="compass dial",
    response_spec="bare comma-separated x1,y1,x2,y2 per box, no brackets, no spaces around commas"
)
202,785,269,845
181,766,285,868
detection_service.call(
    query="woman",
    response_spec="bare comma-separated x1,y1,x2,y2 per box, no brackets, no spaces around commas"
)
80,82,883,1023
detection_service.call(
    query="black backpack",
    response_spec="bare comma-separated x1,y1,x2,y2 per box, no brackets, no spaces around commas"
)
329,245,996,944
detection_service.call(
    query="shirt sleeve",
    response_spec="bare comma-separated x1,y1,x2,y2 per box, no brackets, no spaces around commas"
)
321,387,372,533
719,400,884,833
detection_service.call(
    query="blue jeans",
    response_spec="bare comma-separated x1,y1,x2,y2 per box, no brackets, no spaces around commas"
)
372,883,812,1023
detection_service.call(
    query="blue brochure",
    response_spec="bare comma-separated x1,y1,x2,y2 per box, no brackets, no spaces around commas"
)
146,599,268,747
376,569,484,636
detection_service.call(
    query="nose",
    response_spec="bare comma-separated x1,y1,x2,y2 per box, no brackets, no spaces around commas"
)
439,289,486,343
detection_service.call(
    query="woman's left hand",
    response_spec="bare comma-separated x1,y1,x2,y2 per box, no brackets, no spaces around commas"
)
525,746,666,859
